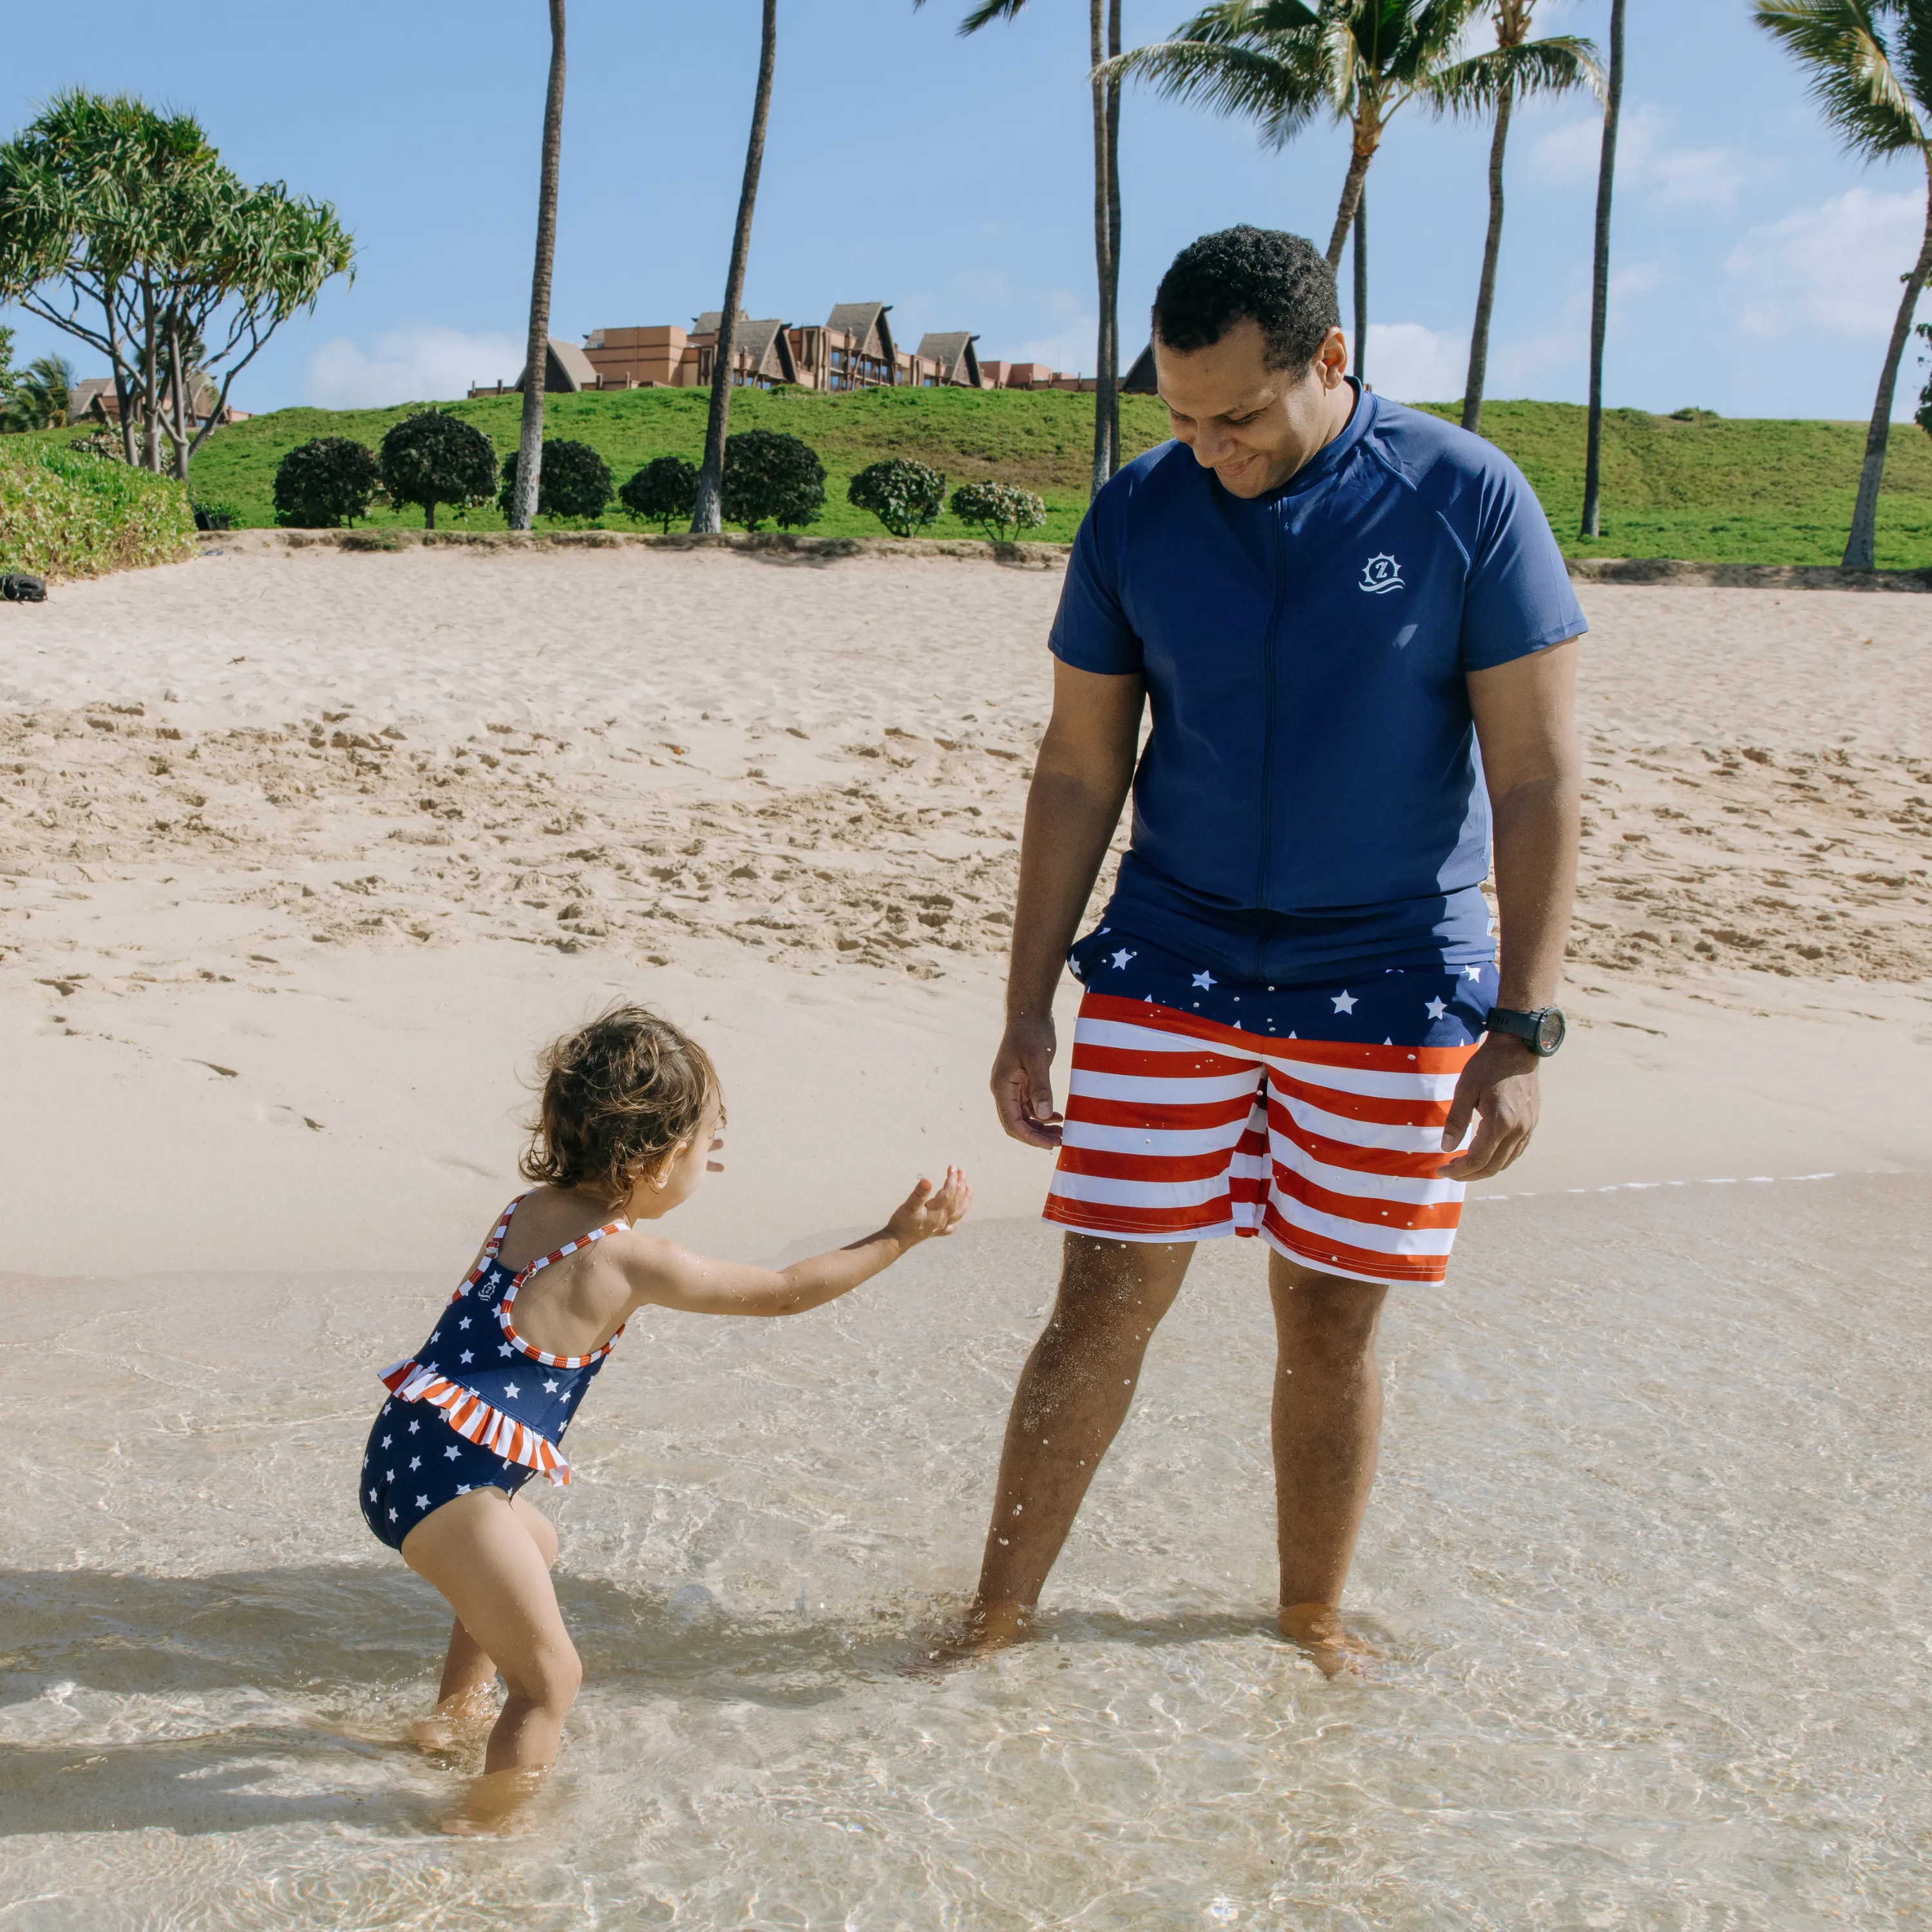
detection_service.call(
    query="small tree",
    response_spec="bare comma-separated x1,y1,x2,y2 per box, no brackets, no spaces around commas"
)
720,429,824,531
619,455,699,532
274,435,381,527
950,480,1048,543
378,410,496,530
498,438,612,522
0,91,353,478
848,457,947,538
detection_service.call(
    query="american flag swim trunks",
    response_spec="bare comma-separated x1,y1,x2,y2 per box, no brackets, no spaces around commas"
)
1045,928,1497,1285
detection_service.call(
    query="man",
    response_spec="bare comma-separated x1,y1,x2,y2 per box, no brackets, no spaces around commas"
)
972,227,1583,1670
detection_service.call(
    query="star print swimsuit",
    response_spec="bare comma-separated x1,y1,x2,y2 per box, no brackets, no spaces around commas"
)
359,1196,627,1551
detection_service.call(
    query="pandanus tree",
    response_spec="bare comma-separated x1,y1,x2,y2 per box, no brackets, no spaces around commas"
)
509,0,568,534
1756,0,1932,569
1461,1,1603,435
692,0,780,535
923,0,1124,491
0,90,352,478
1108,0,1597,342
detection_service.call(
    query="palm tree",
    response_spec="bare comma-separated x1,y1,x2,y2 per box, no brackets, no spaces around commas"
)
1757,0,1932,569
1352,187,1368,385
510,0,568,534
1,352,74,432
1110,0,1593,279
1579,0,1624,539
922,1,1124,492
692,0,780,535
1461,1,1603,435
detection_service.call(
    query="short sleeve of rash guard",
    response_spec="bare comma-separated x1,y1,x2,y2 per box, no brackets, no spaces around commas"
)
1457,458,1587,672
1048,495,1144,676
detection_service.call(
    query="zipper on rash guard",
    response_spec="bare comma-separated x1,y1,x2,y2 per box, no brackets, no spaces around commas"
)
1252,497,1290,979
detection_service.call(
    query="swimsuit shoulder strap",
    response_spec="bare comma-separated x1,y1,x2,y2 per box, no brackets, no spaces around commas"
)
455,1193,531,1298
512,1215,630,1287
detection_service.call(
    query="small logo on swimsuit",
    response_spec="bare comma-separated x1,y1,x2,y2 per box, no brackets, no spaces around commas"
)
1359,553,1404,594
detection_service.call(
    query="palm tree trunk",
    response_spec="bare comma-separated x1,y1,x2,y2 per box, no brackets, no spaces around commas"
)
1580,0,1624,540
1105,0,1122,477
1842,166,1932,571
1461,82,1513,436
1325,140,1374,273
1089,0,1113,496
692,0,780,535
1351,189,1367,389
511,0,568,533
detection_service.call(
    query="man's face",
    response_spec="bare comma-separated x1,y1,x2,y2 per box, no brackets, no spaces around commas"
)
1155,317,1353,498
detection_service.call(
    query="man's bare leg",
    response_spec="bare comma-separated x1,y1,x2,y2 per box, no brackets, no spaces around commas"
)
965,1233,1193,1644
1269,1252,1389,1674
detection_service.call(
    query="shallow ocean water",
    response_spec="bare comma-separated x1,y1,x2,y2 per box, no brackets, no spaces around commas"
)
2,1174,1928,1929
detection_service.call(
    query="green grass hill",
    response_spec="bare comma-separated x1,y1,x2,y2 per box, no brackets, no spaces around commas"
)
21,388,1932,566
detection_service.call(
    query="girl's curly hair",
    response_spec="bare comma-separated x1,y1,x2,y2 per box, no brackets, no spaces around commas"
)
520,1005,721,1206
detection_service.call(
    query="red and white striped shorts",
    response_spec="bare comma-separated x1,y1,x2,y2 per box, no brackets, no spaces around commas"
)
1044,970,1488,1285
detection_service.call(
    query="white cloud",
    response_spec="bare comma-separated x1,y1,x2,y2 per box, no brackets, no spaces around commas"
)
1528,103,1756,213
305,325,524,408
1350,323,1468,403
1725,187,1923,339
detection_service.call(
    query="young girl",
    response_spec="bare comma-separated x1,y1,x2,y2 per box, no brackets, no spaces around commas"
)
359,1003,969,1829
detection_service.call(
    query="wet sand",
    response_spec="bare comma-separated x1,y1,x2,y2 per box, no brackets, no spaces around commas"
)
1,544,1929,1924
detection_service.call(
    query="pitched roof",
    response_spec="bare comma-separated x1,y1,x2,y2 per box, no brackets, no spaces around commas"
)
692,308,749,337
916,331,981,386
827,302,895,363
70,377,117,417
1121,341,1157,394
516,337,600,393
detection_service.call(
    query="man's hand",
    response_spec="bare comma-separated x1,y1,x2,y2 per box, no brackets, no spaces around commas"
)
991,1014,1063,1148
1437,1034,1540,1181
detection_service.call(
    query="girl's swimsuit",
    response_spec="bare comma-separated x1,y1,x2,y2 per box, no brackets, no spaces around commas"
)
359,1195,628,1552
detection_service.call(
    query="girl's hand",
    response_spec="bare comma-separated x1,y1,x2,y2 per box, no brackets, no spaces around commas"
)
886,1166,971,1248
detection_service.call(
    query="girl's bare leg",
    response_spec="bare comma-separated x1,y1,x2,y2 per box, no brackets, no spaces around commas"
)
402,1488,578,1828
413,1497,560,1749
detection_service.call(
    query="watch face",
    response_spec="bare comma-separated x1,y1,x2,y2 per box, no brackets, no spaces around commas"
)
1534,1008,1567,1056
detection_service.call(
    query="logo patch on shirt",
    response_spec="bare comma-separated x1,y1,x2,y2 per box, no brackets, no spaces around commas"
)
1359,553,1404,595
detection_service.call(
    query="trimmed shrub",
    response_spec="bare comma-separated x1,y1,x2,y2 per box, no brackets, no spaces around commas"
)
378,409,497,529
848,458,946,539
497,439,614,522
273,435,381,527
721,430,824,531
619,455,700,533
949,480,1048,544
0,442,198,582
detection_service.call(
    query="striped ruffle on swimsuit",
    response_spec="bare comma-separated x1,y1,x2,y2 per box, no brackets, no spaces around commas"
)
359,1196,628,1551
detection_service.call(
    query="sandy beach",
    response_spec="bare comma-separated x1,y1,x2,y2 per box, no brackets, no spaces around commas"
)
1,538,1927,1271
3,542,1930,1926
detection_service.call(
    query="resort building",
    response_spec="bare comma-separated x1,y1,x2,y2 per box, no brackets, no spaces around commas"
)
469,303,1088,398
68,374,250,430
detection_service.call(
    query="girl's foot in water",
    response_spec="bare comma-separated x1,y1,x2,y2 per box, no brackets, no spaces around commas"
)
410,1683,498,1753
1278,1601,1380,1678
440,1765,548,1835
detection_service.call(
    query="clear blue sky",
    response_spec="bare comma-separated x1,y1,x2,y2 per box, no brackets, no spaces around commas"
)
4,1,1922,421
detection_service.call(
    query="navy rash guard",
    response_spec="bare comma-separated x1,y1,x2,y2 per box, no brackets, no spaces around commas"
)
1048,383,1586,986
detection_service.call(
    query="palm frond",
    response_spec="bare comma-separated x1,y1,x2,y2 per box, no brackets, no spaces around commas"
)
1105,35,1329,146
1753,0,1924,155
1425,33,1604,116
909,0,1029,34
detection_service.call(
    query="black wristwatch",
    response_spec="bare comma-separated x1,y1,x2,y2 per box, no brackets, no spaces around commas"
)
1484,1005,1566,1056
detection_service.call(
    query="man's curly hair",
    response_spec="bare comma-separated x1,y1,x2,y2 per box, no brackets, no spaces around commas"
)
1152,225,1338,372
520,1005,721,1206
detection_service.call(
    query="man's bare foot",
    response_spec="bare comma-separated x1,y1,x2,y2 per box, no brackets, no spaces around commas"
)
1278,1602,1381,1679
440,1765,547,1835
410,1685,497,1753
916,1598,1032,1671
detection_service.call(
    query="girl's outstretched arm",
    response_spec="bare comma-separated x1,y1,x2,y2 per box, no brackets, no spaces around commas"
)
623,1168,971,1319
